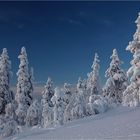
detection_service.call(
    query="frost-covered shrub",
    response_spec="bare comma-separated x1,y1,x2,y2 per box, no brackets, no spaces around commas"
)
0,118,18,138
92,96,108,114
86,95,108,115
0,107,18,139
0,97,18,138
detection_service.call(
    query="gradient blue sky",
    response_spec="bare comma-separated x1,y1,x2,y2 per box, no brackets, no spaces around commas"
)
0,1,140,86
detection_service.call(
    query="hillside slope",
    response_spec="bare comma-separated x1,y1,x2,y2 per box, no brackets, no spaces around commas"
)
4,106,140,140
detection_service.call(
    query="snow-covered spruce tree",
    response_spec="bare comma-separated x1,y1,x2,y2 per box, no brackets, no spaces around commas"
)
71,77,86,120
41,78,54,128
0,48,13,115
15,47,33,125
42,99,53,127
103,49,127,104
51,87,65,126
123,12,140,107
63,83,73,122
42,77,54,108
26,100,41,127
63,83,72,105
87,53,101,98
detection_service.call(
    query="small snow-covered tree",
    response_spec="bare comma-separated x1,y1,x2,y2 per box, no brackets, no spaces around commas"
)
42,77,54,107
5,103,16,120
86,95,108,115
41,78,54,127
0,48,13,115
0,103,18,138
0,118,18,138
26,100,41,127
87,53,101,97
41,99,53,127
123,12,140,107
103,49,127,104
63,83,73,122
15,96,27,125
15,47,33,125
71,78,86,119
63,83,72,105
51,87,65,126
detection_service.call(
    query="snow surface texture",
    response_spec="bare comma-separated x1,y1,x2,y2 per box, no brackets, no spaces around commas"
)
3,106,140,140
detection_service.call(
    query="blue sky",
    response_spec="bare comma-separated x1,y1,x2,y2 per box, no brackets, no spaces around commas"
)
0,1,140,86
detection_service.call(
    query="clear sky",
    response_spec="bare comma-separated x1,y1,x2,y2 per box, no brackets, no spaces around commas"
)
0,1,140,86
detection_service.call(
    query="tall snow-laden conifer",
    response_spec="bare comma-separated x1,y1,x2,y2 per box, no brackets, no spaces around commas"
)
123,12,140,107
103,49,127,104
87,53,101,96
15,47,33,125
0,48,13,115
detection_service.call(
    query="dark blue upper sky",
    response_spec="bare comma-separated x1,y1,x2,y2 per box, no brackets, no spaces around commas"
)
0,1,140,86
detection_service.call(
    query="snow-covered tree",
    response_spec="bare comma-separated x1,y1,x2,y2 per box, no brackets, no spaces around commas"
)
0,118,18,138
15,47,33,125
63,83,72,105
41,99,53,127
123,12,140,107
41,78,54,128
0,103,18,138
5,103,16,120
42,78,54,107
71,78,86,119
0,48,13,115
51,87,65,126
87,53,101,97
63,83,74,122
28,67,34,99
103,49,127,104
26,100,41,127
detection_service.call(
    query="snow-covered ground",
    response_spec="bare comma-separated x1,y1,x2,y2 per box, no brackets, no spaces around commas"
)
4,106,140,140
